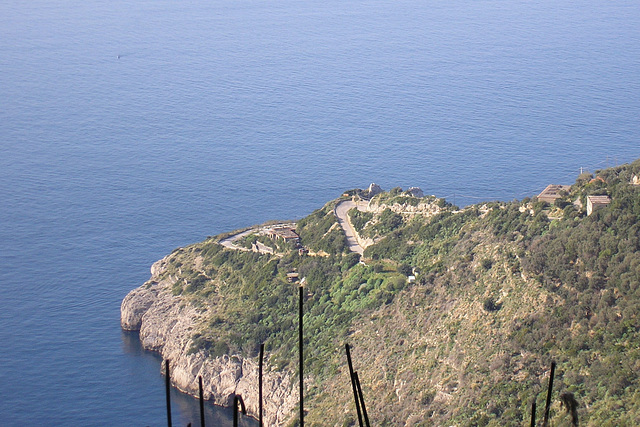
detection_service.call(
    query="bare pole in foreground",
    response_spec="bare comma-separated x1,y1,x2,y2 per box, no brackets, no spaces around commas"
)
542,361,556,427
233,395,246,427
198,375,205,427
299,285,304,427
165,359,172,427
530,400,536,427
354,371,370,427
259,343,264,427
345,344,363,427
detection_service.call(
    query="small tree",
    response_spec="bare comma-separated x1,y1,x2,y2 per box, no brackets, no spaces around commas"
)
481,258,493,270
398,263,413,276
483,297,502,312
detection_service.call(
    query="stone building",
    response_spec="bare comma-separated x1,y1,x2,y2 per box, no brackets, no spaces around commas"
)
267,227,300,243
586,195,611,216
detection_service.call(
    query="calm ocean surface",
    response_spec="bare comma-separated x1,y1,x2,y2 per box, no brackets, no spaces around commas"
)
1,0,638,425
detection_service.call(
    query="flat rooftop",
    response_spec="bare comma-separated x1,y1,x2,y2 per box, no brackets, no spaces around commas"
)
269,227,300,240
587,195,611,204
538,184,571,201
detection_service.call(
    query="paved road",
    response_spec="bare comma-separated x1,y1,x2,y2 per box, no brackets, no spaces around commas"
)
334,200,365,255
219,228,253,251
219,222,295,254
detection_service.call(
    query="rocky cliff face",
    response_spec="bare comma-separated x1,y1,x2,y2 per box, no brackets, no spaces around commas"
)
121,256,297,425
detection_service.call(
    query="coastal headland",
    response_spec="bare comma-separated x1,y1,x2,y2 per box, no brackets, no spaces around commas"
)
122,161,640,426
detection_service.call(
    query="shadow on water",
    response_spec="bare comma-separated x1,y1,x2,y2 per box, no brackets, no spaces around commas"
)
122,331,258,427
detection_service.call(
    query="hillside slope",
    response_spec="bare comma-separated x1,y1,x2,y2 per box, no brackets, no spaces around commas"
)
122,160,640,426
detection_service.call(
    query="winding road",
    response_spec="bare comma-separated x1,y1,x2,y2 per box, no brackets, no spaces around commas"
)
218,222,296,254
334,200,367,255
218,228,254,251
219,205,368,257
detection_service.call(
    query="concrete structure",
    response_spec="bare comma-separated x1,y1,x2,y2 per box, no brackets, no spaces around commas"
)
267,227,300,243
631,175,639,186
586,195,611,216
537,184,571,204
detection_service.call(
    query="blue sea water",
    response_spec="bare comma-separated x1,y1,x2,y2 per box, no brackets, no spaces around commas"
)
0,0,638,425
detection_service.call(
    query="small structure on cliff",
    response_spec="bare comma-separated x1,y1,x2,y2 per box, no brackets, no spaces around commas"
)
537,184,571,204
587,195,611,216
267,226,300,243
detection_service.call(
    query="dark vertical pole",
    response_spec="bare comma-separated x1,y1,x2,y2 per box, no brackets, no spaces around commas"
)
233,396,237,427
542,361,556,427
165,359,172,427
345,344,363,427
198,376,205,427
233,395,238,427
233,395,246,427
354,371,370,427
299,285,304,427
259,343,264,427
530,400,536,427
233,401,237,427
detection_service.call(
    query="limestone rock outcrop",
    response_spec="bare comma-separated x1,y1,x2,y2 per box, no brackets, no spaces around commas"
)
367,183,383,197
121,257,297,425
406,187,424,198
367,198,442,217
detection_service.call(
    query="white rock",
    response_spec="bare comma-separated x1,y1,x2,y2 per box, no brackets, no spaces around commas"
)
367,183,383,196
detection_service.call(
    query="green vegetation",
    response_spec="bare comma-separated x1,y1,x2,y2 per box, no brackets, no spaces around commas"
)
157,159,640,426
347,208,372,232
295,201,348,254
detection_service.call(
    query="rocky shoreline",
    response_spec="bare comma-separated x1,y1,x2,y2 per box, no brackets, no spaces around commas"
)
120,256,297,426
